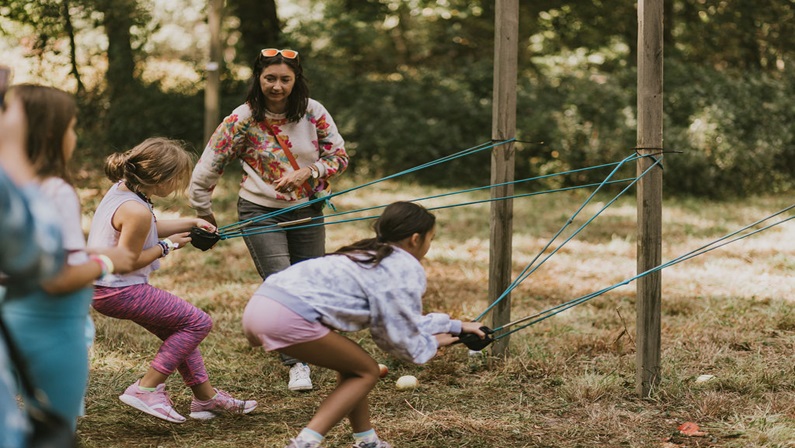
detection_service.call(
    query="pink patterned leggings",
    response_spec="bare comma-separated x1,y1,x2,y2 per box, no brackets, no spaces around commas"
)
93,284,212,386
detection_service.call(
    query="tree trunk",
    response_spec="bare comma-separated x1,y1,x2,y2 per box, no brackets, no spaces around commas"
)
98,0,136,98
62,0,84,93
228,0,280,64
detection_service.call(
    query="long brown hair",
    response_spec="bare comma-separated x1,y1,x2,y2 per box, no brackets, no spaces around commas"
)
104,137,194,196
331,202,436,267
10,84,77,182
245,50,309,123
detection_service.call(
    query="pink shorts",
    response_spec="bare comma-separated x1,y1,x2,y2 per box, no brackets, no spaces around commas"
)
242,294,330,351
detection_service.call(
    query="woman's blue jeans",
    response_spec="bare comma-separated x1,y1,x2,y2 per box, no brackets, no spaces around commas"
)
237,197,325,366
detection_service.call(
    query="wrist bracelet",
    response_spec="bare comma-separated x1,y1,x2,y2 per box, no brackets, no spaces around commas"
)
97,254,114,275
157,241,169,257
158,238,179,257
90,254,115,279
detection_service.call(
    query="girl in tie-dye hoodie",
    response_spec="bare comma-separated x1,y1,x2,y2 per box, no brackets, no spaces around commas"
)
242,201,488,448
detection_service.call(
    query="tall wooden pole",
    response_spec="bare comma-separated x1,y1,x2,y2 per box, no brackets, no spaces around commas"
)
204,0,223,144
489,0,518,357
636,0,664,397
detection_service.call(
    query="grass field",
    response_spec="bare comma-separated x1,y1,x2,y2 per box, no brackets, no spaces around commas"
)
74,170,795,448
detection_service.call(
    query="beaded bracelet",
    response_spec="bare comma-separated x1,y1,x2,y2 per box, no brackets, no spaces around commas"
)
158,238,179,258
157,241,169,257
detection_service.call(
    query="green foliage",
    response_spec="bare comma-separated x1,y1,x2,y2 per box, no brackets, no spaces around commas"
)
76,79,248,161
4,0,795,197
663,61,795,197
1,0,65,49
319,67,494,186
670,0,795,72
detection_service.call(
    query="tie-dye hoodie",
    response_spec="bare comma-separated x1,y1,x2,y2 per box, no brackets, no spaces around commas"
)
256,246,463,365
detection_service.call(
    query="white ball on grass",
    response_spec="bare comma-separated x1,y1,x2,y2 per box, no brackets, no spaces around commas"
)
395,375,418,390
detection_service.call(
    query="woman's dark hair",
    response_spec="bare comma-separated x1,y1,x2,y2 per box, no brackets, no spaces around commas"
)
332,202,436,267
246,50,309,123
11,84,77,182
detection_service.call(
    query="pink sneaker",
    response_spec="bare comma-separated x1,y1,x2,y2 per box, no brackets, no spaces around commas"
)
118,380,186,423
189,388,257,419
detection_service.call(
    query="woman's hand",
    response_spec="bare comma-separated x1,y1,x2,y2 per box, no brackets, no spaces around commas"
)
275,167,313,194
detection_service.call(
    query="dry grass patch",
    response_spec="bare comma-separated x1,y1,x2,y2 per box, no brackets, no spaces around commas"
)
74,170,795,447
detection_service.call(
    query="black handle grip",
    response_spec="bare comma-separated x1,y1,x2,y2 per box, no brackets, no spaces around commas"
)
189,226,221,251
453,326,494,351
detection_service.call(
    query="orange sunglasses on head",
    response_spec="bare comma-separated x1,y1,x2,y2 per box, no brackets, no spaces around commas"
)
261,48,299,59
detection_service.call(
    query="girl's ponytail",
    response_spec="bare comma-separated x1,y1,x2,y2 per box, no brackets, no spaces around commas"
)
102,138,194,194
104,152,128,183
331,202,435,267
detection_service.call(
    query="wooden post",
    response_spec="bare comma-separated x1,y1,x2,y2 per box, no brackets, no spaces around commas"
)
204,0,223,144
636,0,664,397
489,0,518,357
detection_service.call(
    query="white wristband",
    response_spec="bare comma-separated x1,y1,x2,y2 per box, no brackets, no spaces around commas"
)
91,254,115,277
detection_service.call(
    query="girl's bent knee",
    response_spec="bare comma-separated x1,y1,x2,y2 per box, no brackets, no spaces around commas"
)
193,311,213,336
340,362,380,387
360,362,381,387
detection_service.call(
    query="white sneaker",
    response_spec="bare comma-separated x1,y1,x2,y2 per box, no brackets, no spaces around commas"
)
288,363,313,391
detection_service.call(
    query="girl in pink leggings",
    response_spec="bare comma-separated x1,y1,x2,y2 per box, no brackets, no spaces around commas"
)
88,137,256,423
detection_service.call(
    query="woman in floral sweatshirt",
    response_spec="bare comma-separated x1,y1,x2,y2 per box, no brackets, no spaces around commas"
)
189,48,349,391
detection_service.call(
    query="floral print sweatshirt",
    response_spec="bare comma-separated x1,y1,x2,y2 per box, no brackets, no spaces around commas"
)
256,247,463,365
189,99,348,214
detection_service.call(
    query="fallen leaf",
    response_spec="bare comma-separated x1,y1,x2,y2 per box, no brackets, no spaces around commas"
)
678,421,707,437
695,374,715,383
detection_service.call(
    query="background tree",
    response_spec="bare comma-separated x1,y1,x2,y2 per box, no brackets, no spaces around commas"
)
227,0,281,64
93,0,137,97
1,0,793,196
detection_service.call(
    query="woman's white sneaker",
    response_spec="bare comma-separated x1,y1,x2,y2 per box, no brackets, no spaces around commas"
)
288,363,313,391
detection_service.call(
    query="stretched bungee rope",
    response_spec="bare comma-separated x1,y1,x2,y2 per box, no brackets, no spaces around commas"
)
218,177,637,239
188,142,647,249
452,152,665,350
467,202,795,348
219,176,639,239
196,139,791,352
218,139,518,234
193,140,526,249
218,151,647,240
472,152,657,322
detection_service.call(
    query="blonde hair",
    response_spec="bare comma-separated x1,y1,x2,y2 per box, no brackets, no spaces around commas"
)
104,137,194,195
